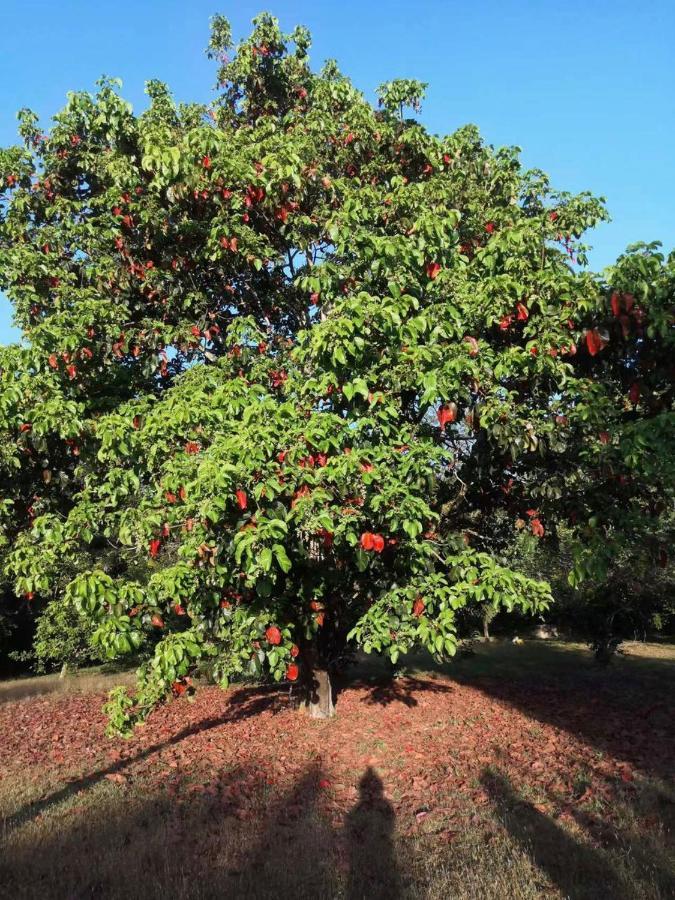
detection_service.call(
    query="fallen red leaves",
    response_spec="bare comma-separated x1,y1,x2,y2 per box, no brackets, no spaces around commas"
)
0,669,671,841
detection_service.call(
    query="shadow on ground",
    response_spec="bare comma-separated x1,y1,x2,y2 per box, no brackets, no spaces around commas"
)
2,684,283,836
391,640,675,782
0,764,402,900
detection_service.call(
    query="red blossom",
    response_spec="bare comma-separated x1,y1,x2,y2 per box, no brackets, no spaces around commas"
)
437,404,457,428
235,489,248,511
585,329,607,357
265,626,282,645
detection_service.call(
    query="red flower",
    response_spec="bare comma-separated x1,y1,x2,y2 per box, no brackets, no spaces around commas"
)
66,364,78,380
286,663,299,682
19,423,32,433
172,681,187,696
412,597,425,617
485,221,495,234
48,353,58,369
549,211,558,222
425,261,441,281
149,539,161,558
360,532,375,551
235,489,248,510
315,611,325,627
173,604,186,616
628,382,640,405
530,518,545,538
372,534,385,553
133,415,141,430
151,614,164,628
184,441,201,454
599,431,610,445
499,314,514,331
269,369,287,388
165,491,177,504
610,292,622,317
516,302,529,321
202,155,211,169
265,625,282,645
585,329,606,357
290,644,300,658
437,403,457,428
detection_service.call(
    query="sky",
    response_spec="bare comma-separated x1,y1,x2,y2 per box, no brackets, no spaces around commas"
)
0,0,673,343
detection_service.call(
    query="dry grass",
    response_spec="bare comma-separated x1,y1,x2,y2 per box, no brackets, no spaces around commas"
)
0,639,673,899
0,665,136,705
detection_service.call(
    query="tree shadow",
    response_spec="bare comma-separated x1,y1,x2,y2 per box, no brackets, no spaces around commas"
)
543,778,675,897
1,763,402,900
343,674,454,708
3,684,283,836
417,641,675,783
481,767,635,900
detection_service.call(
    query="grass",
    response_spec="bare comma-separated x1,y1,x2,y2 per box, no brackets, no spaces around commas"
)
0,663,136,704
0,639,673,899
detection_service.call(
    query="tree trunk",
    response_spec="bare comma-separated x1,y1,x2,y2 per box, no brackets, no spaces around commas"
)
482,612,491,642
306,666,335,718
59,662,68,680
299,647,335,718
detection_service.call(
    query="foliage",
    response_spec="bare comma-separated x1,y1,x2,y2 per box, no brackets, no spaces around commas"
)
0,13,672,731
32,596,102,673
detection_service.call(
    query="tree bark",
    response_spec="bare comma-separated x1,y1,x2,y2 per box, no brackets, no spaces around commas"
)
482,612,492,642
299,647,335,718
305,666,335,718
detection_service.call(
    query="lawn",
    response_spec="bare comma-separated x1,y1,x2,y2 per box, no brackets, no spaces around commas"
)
0,640,673,899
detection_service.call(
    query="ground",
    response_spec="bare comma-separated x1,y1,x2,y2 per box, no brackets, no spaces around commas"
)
0,640,673,899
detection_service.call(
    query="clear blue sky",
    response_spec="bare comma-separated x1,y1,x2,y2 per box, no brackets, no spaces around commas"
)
1,0,673,343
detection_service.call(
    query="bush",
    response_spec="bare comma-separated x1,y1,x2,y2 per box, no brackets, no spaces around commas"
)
33,598,102,673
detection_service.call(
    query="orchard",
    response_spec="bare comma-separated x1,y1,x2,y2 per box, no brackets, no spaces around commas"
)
0,13,672,733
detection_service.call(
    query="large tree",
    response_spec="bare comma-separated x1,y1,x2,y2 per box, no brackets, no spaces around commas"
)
1,14,672,730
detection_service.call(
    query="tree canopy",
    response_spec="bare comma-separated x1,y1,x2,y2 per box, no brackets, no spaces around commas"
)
0,13,672,730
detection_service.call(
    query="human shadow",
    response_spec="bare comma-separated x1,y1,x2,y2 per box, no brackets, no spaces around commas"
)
1,764,402,900
344,767,401,899
3,683,284,836
482,768,638,900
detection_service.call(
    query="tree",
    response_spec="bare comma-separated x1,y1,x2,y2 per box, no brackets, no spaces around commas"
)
0,14,671,732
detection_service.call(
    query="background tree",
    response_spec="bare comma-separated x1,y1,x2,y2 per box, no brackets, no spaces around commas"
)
0,14,671,731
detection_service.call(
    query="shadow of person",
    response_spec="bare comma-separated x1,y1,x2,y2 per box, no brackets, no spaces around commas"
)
482,768,633,900
345,767,401,900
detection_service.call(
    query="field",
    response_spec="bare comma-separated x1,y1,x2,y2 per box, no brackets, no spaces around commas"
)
0,640,673,899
